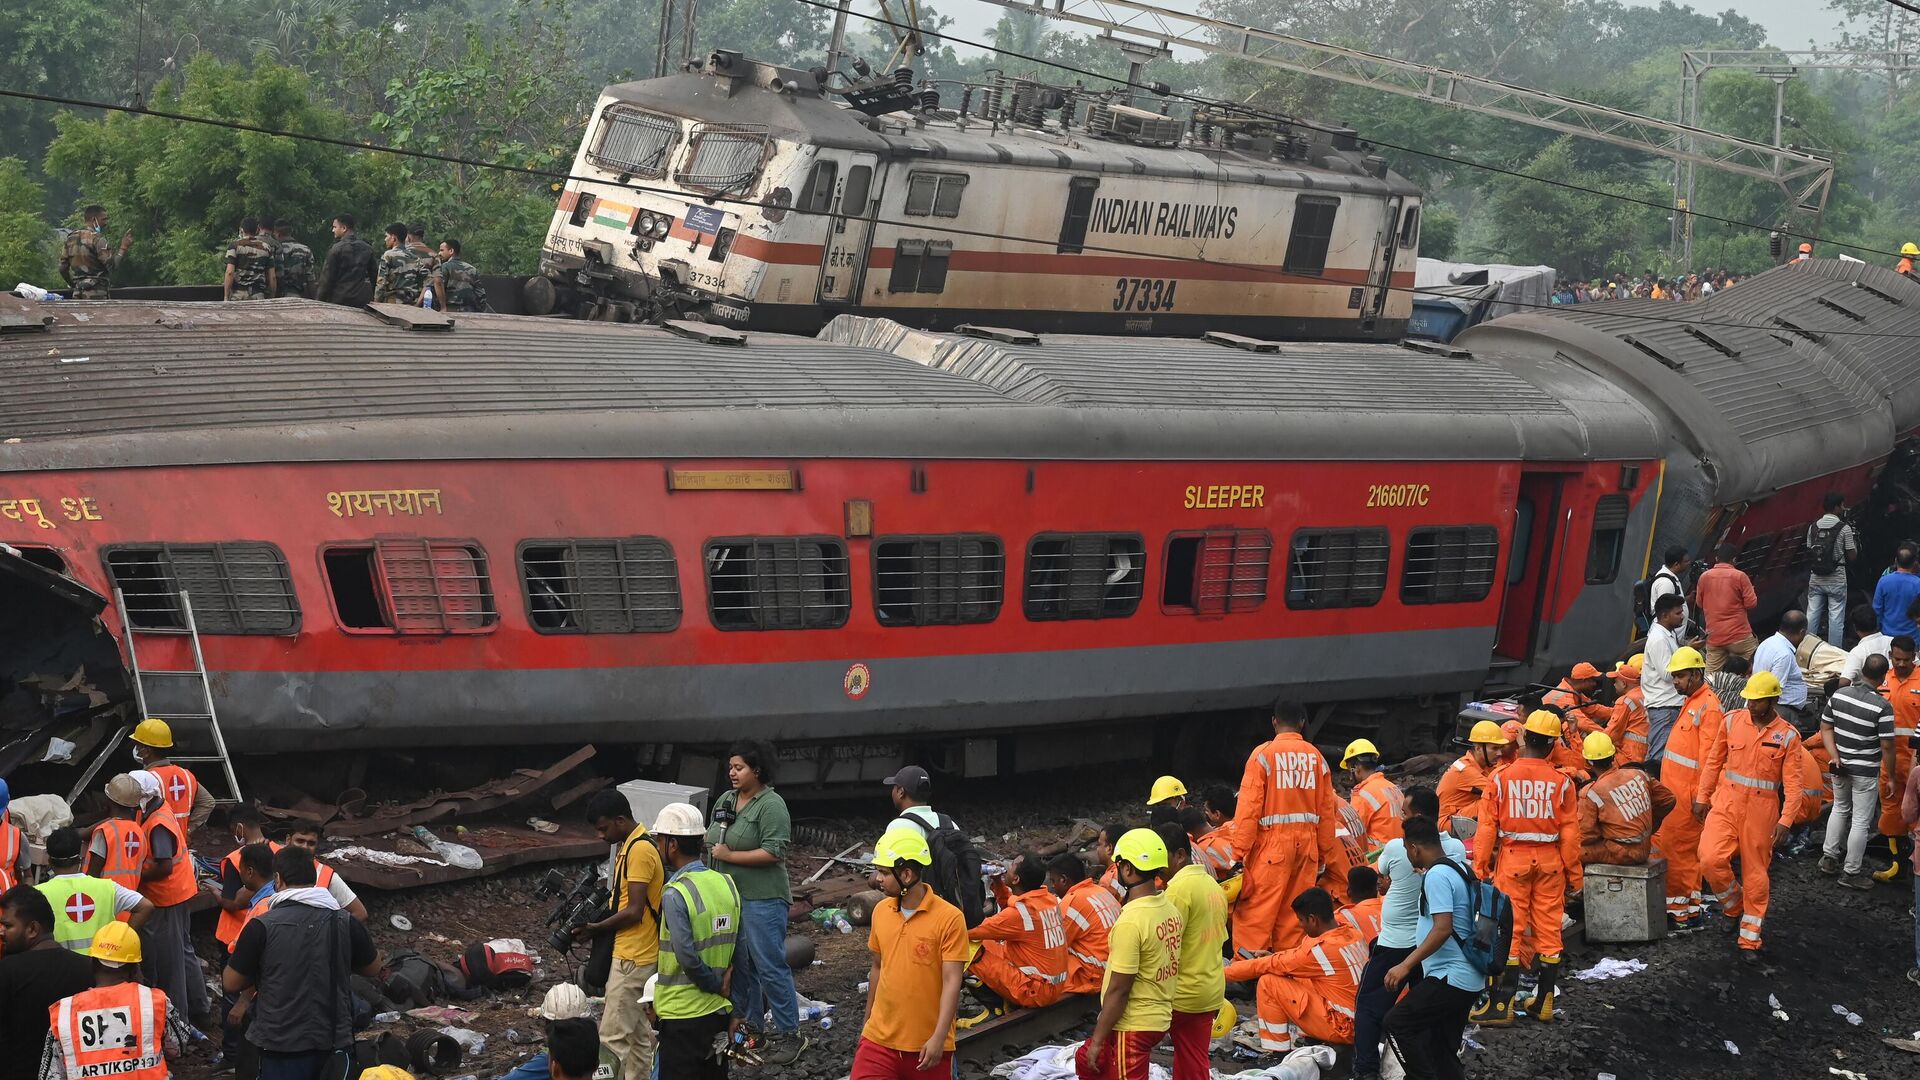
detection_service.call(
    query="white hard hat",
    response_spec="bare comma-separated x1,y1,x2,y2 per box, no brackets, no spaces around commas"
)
539,982,590,1020
650,802,707,838
639,973,658,1005
130,770,162,803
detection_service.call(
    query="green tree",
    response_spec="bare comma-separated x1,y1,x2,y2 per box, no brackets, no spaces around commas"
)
0,159,58,286
1474,136,1665,275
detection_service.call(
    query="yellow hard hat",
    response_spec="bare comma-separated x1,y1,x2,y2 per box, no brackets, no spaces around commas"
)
1740,671,1784,699
358,1069,417,1080
1582,731,1617,761
1213,1001,1238,1039
1468,720,1509,746
1902,242,1918,256
1629,653,1646,668
1147,775,1187,806
1666,646,1706,674
1340,738,1381,768
871,828,932,868
1113,827,1169,872
1221,873,1243,904
1523,710,1563,738
130,718,173,749
88,922,143,966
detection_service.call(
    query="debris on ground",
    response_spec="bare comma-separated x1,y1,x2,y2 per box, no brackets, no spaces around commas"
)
1571,957,1646,981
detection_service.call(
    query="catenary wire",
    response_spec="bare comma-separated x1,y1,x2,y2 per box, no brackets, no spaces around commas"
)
6,84,1920,340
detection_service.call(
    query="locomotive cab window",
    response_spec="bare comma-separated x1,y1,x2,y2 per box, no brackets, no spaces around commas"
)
800,160,838,213
322,539,497,635
1025,533,1145,621
589,105,679,177
1399,205,1420,247
840,165,872,218
1283,196,1341,275
104,542,299,634
905,172,967,217
1402,526,1500,604
874,535,1004,626
705,537,850,630
520,538,681,634
1163,530,1272,615
678,123,768,195
1585,495,1630,584
1058,177,1100,254
1286,528,1388,609
889,239,953,294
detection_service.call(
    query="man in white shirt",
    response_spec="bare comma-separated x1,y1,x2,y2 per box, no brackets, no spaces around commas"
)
1806,493,1858,647
1841,605,1891,683
1642,594,1688,766
1647,546,1691,634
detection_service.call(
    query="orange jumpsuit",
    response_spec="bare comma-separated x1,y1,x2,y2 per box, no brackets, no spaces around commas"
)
1335,896,1382,941
1058,878,1121,996
1579,768,1675,865
1436,753,1491,826
969,885,1068,1007
1315,800,1366,906
1545,680,1613,736
1349,772,1405,853
1697,710,1804,951
1790,743,1827,827
1653,682,1725,920
1606,687,1650,766
1474,757,1581,967
1221,923,1365,1053
1879,668,1920,837
1194,823,1236,881
1232,732,1349,953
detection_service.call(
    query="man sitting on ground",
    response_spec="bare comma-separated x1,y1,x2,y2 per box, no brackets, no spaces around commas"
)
1578,733,1675,866
1194,786,1237,882
1221,888,1364,1056
1046,853,1119,997
964,851,1067,1020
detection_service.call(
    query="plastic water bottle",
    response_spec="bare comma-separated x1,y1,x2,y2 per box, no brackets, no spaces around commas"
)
832,913,853,934
412,826,483,870
422,285,437,310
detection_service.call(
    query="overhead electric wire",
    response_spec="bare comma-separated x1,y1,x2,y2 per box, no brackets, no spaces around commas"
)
798,0,1887,259
1887,0,1920,18
5,84,1919,341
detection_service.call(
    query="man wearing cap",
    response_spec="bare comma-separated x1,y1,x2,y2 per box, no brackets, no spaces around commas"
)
0,886,93,1080
497,984,625,1080
1696,671,1806,960
41,921,189,1080
1438,722,1507,827
1605,658,1651,767
36,827,154,955
1577,733,1675,866
87,775,148,894
1341,740,1403,853
130,769,207,1030
129,719,214,833
1654,646,1724,931
651,803,737,1080
1543,664,1611,736
1641,594,1691,766
884,766,952,840
857,829,967,1080
1079,828,1179,1080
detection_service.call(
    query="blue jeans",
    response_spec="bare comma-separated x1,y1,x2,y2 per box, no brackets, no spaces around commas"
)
256,1048,350,1080
1352,943,1415,1076
1645,706,1681,770
732,897,799,1034
1808,581,1847,646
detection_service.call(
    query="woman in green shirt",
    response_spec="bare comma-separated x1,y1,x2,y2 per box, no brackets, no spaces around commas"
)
706,739,804,1064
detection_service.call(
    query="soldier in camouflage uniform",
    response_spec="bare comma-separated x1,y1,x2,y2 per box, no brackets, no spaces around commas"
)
224,217,279,301
434,238,491,312
274,219,315,298
58,205,132,299
374,221,433,305
255,213,282,283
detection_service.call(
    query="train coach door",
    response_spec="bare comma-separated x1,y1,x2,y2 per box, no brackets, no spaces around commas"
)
1494,472,1565,663
1362,197,1404,328
817,153,878,304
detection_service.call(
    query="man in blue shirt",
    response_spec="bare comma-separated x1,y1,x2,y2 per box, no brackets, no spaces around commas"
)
1874,548,1920,638
1350,788,1465,1080
1381,817,1486,1080
1751,610,1812,730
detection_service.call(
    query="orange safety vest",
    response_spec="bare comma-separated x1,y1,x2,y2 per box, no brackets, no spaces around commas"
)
149,764,200,826
1607,688,1650,766
92,820,146,894
1193,824,1235,880
1350,773,1405,851
0,820,21,892
1436,753,1490,825
1058,878,1121,996
214,841,283,949
139,808,198,908
49,983,170,1080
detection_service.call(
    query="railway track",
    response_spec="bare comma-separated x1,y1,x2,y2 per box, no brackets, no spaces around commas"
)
954,996,1099,1064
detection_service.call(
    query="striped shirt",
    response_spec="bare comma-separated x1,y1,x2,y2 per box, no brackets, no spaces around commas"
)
1823,682,1895,778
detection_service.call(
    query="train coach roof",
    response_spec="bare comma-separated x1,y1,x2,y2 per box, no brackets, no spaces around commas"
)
1457,259,1920,504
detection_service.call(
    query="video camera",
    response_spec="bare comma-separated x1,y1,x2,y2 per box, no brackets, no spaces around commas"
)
537,865,610,954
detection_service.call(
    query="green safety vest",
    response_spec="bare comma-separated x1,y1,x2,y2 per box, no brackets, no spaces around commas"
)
37,874,119,953
655,867,740,1021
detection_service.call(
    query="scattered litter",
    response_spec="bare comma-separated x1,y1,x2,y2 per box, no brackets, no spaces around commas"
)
1572,958,1646,981
39,737,75,764
794,993,835,1022
1462,1033,1486,1051
57,355,89,364
527,817,560,834
1598,1074,1617,1080
329,846,448,868
1724,1041,1740,1055
1829,1070,1870,1080
405,1006,471,1023
389,914,414,931
1831,1004,1864,1026
1212,1046,1336,1078
438,1025,487,1055
1770,992,1789,1022
1883,1038,1920,1054
412,826,483,870
988,1044,1172,1080
372,1012,400,1024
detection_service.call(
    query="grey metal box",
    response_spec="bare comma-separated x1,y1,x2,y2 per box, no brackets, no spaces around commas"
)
1581,857,1667,943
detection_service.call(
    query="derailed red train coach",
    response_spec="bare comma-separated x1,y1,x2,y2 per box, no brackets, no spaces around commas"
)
1,259,1916,783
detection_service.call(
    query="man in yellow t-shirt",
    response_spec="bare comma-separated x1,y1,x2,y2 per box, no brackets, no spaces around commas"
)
578,790,665,1080
1077,829,1182,1080
1155,822,1226,1079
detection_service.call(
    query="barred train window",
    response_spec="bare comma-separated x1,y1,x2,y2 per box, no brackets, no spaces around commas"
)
103,543,299,634
1163,530,1272,614
1402,526,1501,604
679,124,768,194
322,539,496,635
705,537,850,630
1586,495,1630,584
889,239,953,293
589,105,679,178
1286,528,1388,609
520,539,681,634
1025,533,1145,621
874,535,1003,626
1733,533,1774,577
1282,195,1341,275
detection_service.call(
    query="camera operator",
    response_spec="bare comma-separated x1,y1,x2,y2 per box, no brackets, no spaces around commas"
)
575,791,664,1080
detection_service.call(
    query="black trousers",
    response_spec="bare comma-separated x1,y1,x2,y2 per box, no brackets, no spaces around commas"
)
1351,943,1415,1076
657,1008,731,1080
1383,976,1478,1080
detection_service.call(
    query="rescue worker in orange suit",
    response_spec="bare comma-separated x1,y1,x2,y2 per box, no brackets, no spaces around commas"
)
1438,721,1507,827
1232,699,1349,954
1546,663,1613,735
1653,646,1724,932
1315,801,1367,907
1221,888,1363,1055
1788,739,1828,840
1696,671,1806,960
1471,711,1580,1025
87,774,148,895
1047,852,1121,996
129,718,215,834
1876,635,1920,882
1605,657,1652,767
1342,739,1405,854
0,778,23,892
1193,785,1237,882
1336,865,1383,941
130,769,209,1030
1578,732,1676,866
1499,719,1524,765
964,851,1068,1019
41,921,188,1080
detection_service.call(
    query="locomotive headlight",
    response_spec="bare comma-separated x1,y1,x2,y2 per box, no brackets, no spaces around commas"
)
637,211,657,234
651,216,672,239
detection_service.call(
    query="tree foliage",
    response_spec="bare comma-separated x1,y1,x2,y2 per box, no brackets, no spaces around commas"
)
0,159,57,287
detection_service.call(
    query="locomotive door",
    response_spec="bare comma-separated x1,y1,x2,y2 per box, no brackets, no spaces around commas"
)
1494,472,1566,663
1362,196,1405,325
817,153,879,304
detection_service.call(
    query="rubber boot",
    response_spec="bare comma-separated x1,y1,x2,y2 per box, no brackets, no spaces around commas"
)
1468,962,1519,1027
1515,956,1560,1021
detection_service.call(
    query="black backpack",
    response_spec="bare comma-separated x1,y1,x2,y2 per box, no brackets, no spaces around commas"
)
1810,522,1846,576
1632,569,1678,630
898,811,987,928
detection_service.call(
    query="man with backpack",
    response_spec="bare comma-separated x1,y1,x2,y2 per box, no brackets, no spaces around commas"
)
1382,817,1493,1080
1639,546,1691,635
884,767,986,928
1807,493,1857,646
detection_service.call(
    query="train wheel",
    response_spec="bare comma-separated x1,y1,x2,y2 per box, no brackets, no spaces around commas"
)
845,890,887,927
522,275,556,316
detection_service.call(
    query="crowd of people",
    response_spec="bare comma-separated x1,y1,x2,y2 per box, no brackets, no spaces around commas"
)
1548,267,1747,306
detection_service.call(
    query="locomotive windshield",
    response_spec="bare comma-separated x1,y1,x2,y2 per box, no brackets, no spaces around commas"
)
679,124,769,194
590,105,679,177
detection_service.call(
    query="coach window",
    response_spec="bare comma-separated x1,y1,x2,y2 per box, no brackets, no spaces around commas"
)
705,537,850,630
11,545,67,574
840,165,873,219
519,538,681,633
1402,526,1500,604
1025,533,1145,621
889,239,953,294
800,160,838,214
321,539,497,635
1399,205,1420,248
1163,530,1272,615
1285,528,1388,609
1282,196,1341,275
1585,495,1630,584
874,535,1003,626
103,543,299,634
905,172,967,218
1733,533,1775,576
1057,177,1100,254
